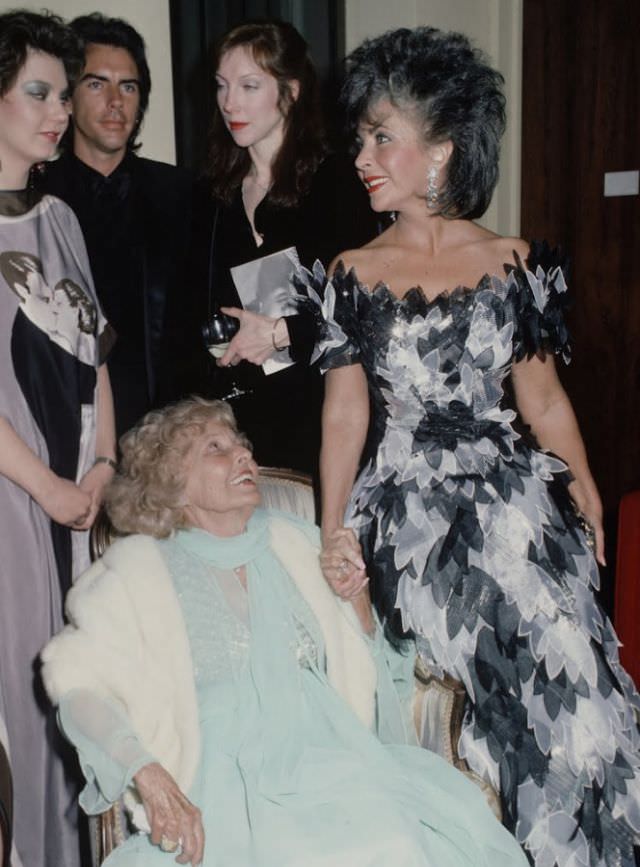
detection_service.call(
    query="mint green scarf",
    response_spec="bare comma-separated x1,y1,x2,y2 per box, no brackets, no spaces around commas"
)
175,508,311,771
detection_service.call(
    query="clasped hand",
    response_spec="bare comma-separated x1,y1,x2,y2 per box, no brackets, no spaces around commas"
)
320,527,369,599
37,461,114,530
134,762,204,865
37,474,92,530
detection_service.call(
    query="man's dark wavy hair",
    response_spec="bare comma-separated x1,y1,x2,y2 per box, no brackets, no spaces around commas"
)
341,27,506,220
206,20,326,208
0,9,83,96
69,12,151,149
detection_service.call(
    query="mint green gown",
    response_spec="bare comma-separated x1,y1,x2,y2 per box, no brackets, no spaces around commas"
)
58,510,527,867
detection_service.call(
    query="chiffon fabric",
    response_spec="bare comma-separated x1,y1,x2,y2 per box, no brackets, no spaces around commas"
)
56,510,527,867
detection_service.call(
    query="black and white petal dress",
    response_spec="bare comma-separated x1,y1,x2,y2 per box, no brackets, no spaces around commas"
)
297,243,640,867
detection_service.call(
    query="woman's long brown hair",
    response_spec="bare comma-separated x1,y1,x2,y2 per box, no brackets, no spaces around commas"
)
205,20,327,208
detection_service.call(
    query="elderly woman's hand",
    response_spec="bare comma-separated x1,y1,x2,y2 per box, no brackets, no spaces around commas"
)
134,762,205,866
320,527,368,599
217,306,289,367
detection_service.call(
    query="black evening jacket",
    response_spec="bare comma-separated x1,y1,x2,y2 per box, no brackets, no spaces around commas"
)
189,153,379,475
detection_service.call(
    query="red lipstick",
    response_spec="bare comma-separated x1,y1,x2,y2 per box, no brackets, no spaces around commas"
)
363,176,387,195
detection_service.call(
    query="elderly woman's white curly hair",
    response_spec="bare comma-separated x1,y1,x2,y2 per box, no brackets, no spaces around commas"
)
105,397,249,538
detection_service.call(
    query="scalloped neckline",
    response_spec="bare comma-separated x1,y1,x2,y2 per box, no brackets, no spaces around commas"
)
342,266,506,309
371,274,495,307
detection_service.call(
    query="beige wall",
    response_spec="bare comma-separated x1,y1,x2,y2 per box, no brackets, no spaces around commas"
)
345,0,523,235
0,0,176,164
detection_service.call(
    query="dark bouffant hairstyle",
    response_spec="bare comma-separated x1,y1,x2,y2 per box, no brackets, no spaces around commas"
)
206,20,326,208
69,13,151,148
0,9,83,96
341,27,506,220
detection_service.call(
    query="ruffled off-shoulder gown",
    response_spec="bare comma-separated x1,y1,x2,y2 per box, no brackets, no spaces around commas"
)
296,243,640,867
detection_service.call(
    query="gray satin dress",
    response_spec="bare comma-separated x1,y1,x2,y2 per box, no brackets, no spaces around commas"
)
0,189,109,867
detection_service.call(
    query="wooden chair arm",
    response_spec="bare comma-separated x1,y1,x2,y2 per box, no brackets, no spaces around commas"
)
94,803,126,864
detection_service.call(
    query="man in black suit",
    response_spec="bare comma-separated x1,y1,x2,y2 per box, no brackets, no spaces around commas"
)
41,13,194,437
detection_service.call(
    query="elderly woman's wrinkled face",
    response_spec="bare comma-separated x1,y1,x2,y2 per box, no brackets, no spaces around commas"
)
181,419,260,534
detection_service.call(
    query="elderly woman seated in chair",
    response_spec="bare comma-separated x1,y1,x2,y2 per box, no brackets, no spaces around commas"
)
42,398,526,867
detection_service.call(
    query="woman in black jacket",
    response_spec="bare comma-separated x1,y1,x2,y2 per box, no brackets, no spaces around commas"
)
194,20,376,474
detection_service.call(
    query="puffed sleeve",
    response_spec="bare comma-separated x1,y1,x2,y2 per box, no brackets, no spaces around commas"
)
293,260,362,372
510,240,572,364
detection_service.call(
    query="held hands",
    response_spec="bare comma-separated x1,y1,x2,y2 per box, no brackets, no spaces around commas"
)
568,479,606,566
217,307,289,367
320,527,369,599
134,762,205,866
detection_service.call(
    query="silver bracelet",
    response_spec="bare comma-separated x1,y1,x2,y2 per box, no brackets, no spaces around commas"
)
271,316,287,352
94,455,117,471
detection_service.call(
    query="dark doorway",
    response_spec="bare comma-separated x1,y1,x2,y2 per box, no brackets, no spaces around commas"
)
169,0,345,173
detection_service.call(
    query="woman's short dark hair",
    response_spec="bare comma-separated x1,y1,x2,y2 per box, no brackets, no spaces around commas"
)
206,20,326,208
341,27,506,220
69,13,151,148
0,9,83,97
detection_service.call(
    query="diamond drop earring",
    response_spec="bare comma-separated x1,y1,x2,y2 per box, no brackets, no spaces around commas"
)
426,165,439,209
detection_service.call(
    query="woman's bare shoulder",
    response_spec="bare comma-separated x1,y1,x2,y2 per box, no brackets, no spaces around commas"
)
328,249,363,275
497,235,530,263
328,233,392,283
464,233,530,278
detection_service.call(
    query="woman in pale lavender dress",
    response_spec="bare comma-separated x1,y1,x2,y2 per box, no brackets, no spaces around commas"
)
0,11,116,866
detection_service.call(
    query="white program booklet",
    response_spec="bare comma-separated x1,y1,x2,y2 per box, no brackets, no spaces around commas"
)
230,246,301,375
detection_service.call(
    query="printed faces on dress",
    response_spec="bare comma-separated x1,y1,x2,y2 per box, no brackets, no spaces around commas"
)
0,250,96,365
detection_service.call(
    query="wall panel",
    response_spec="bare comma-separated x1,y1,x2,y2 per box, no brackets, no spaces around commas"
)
521,0,640,605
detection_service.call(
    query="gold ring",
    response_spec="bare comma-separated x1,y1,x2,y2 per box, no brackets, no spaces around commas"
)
160,835,178,852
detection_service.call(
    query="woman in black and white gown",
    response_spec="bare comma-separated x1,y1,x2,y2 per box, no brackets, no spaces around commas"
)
303,26,640,867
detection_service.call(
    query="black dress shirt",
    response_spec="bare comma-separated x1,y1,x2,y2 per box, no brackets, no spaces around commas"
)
41,151,195,437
